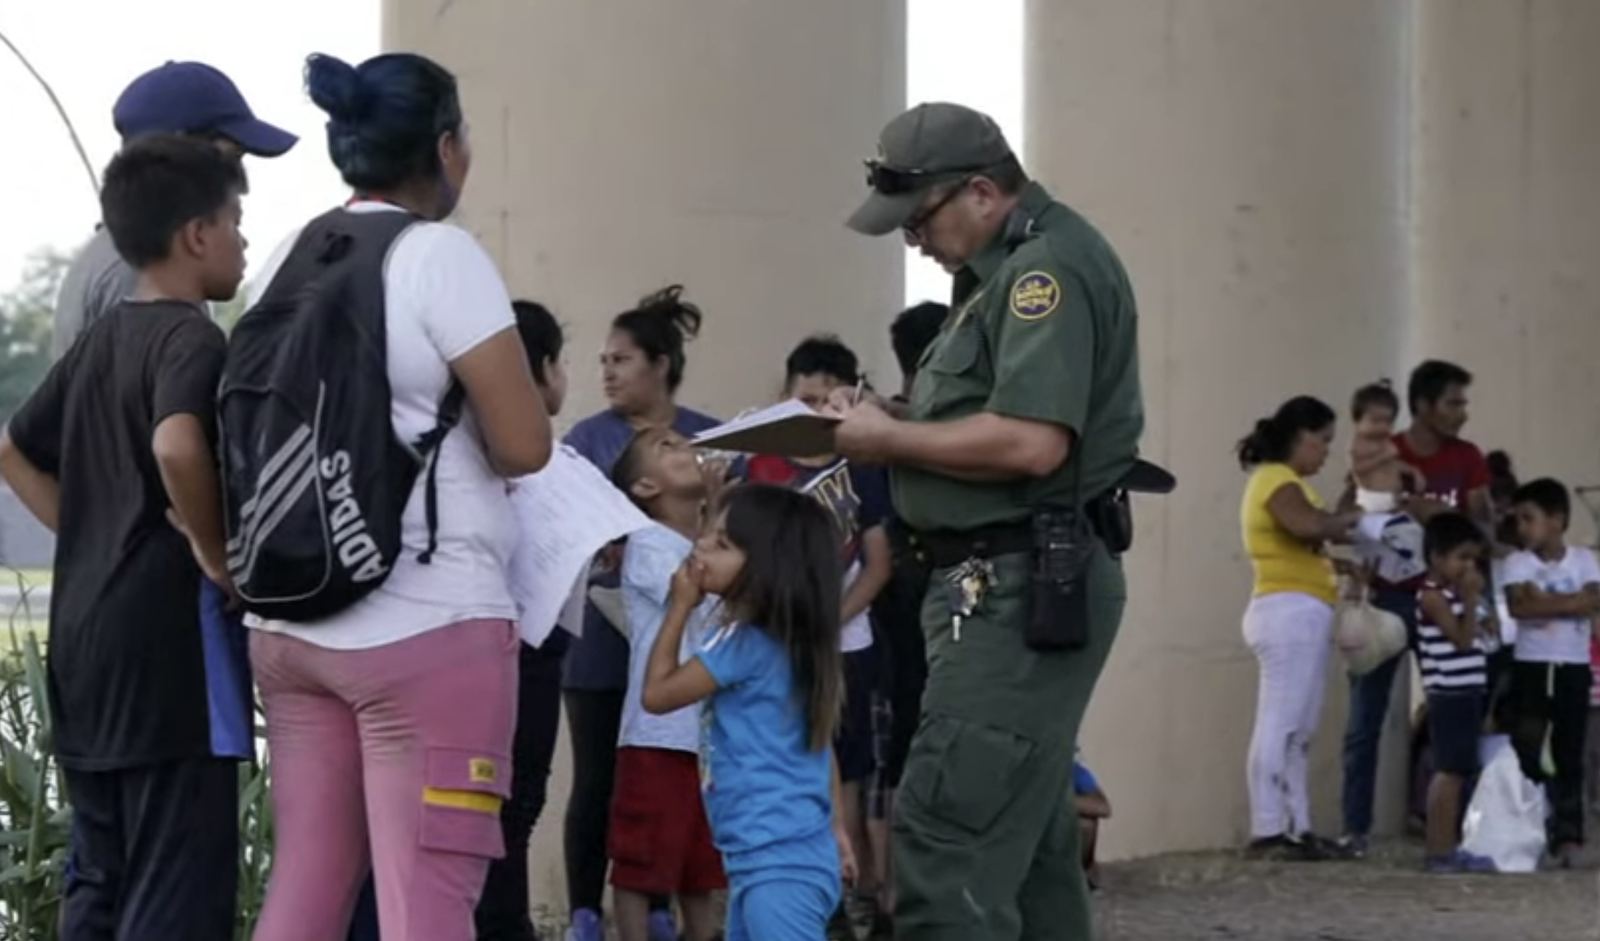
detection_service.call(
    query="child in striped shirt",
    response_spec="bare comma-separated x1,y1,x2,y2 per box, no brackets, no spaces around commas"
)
1416,512,1498,873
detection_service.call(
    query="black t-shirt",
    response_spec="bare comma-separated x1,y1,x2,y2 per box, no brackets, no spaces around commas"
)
9,300,229,770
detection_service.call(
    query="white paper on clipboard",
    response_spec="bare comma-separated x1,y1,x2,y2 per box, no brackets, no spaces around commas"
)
507,444,652,647
690,399,839,458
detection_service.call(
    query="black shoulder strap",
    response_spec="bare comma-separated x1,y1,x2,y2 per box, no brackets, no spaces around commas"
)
414,381,466,565
257,208,419,309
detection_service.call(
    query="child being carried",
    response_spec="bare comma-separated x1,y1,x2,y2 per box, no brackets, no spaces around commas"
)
1349,380,1425,514
1347,381,1429,587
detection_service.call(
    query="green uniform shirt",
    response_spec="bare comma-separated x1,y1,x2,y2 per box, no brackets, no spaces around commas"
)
892,182,1144,532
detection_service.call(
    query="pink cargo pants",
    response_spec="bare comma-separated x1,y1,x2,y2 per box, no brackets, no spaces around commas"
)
249,618,519,941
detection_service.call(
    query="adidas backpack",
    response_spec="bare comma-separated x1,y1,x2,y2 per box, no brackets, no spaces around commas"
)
218,208,463,622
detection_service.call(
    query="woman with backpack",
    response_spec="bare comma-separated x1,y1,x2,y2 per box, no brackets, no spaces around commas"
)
239,52,551,941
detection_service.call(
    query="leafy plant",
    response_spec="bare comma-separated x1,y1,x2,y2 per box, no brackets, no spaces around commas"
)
236,734,274,939
0,570,276,940
0,576,68,940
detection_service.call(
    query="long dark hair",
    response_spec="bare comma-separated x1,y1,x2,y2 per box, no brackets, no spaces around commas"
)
1236,395,1336,469
512,299,563,384
612,285,703,393
716,484,842,751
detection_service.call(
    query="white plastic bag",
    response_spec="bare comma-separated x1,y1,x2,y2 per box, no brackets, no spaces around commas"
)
1461,746,1548,873
1334,596,1408,675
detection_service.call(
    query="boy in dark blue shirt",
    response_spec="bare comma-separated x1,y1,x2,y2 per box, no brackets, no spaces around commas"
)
746,335,892,939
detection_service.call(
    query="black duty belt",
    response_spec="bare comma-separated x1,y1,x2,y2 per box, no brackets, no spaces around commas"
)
910,520,1033,570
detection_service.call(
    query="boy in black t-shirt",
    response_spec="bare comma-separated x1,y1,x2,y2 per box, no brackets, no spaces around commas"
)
0,135,248,941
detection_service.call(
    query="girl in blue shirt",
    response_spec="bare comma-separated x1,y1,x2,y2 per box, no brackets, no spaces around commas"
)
642,483,855,941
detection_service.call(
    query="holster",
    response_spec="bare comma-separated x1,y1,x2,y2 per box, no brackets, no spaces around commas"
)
1086,488,1134,556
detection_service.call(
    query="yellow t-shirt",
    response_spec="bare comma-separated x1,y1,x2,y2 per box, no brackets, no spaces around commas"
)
1240,463,1338,605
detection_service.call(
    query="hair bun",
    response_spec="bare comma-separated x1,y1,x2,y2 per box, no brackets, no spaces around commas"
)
305,53,372,123
633,283,703,341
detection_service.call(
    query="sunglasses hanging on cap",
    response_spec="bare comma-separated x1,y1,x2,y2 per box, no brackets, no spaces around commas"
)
864,159,985,196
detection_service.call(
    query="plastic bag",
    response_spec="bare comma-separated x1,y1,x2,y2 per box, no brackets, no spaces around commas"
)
1461,746,1548,873
1334,596,1408,675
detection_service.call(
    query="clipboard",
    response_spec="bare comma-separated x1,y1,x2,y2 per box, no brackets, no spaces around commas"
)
690,400,840,458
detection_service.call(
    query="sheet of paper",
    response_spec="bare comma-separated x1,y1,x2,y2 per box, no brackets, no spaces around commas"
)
690,399,840,457
1353,512,1427,587
507,444,652,647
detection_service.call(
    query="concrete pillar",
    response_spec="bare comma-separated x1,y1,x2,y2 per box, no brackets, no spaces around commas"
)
1025,0,1413,857
1410,0,1600,542
384,1,907,421
383,0,906,917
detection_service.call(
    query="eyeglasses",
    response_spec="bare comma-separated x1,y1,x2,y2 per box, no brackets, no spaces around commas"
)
901,177,974,236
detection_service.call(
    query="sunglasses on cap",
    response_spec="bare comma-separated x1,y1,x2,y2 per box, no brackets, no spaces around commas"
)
864,159,984,196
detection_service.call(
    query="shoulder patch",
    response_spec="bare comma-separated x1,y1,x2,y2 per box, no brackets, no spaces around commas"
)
1009,271,1061,321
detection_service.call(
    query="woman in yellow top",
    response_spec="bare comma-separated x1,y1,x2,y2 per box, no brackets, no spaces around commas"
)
1237,395,1360,861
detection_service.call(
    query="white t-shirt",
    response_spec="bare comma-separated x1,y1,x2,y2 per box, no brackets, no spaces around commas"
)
1501,545,1600,665
246,204,520,649
619,524,716,752
840,559,874,653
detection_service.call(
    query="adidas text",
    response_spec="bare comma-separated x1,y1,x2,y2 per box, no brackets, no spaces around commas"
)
321,450,389,583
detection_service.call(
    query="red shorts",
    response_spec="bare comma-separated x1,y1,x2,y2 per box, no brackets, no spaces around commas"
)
608,746,726,894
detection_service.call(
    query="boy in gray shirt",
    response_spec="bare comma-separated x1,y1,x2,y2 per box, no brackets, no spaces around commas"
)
52,61,297,360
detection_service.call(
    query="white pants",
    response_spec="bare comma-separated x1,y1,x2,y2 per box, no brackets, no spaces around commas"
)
1242,592,1334,839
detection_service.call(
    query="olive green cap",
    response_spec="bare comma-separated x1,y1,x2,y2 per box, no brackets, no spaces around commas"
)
846,102,1014,236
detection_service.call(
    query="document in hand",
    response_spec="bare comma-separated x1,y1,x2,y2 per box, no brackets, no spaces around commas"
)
1353,512,1426,587
507,444,653,647
690,399,840,458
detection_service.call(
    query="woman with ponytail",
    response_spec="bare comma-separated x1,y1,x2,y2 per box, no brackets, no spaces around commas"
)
245,53,551,941
560,285,721,941
1237,395,1360,861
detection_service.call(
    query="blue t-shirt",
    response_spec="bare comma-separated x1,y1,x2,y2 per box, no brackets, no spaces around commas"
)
696,622,838,880
562,406,719,690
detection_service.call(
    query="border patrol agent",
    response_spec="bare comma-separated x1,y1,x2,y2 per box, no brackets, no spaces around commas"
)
834,102,1150,940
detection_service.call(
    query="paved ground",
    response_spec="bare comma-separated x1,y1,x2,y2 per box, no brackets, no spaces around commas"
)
530,840,1598,940
1093,840,1597,941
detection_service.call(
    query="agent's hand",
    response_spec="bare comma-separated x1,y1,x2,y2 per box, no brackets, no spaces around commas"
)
669,557,706,612
1460,564,1485,599
830,399,898,466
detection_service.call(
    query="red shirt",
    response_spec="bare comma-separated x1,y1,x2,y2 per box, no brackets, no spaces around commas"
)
1393,433,1489,513
1368,434,1488,594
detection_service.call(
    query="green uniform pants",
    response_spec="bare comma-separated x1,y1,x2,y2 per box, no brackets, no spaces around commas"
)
892,547,1124,941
